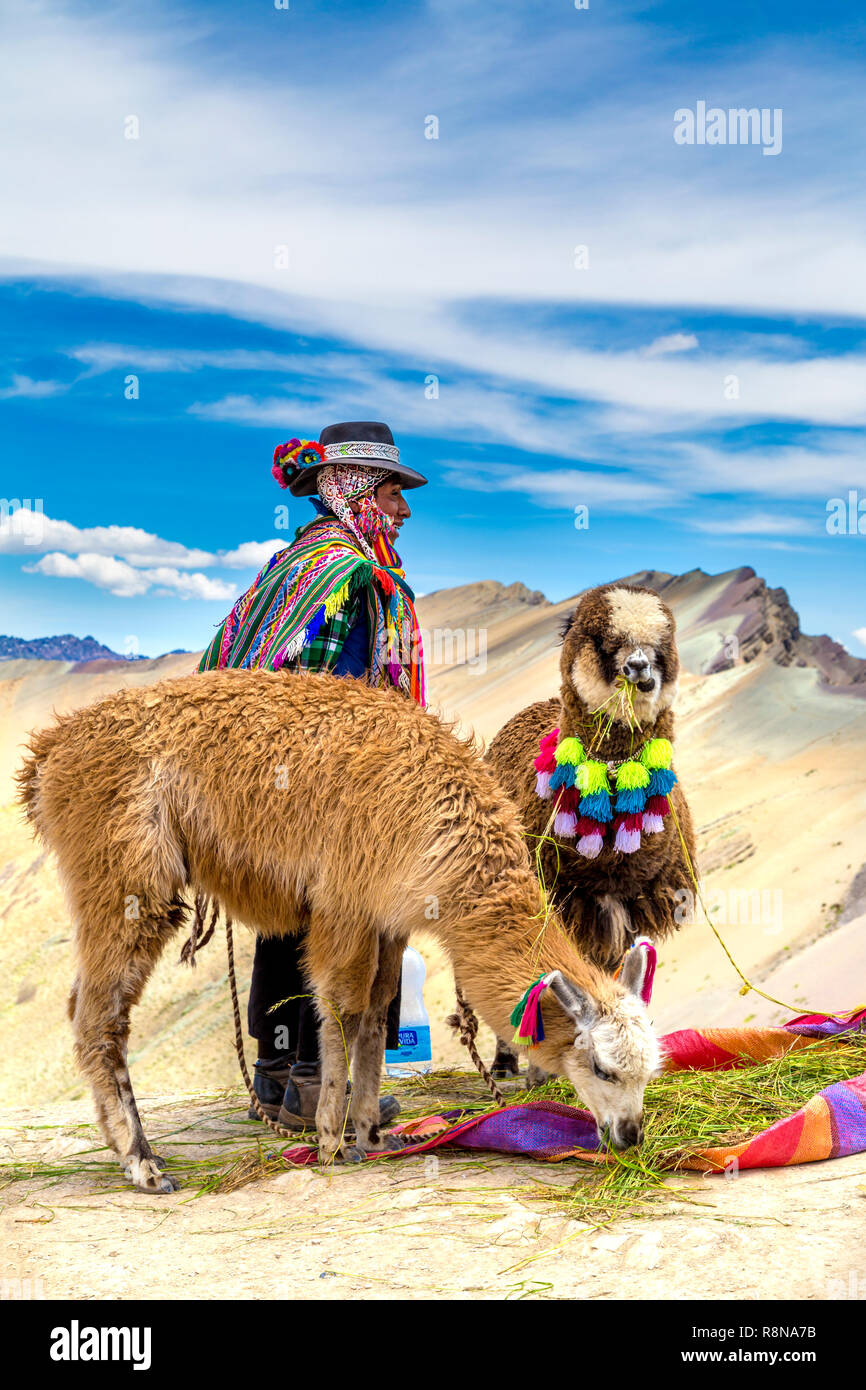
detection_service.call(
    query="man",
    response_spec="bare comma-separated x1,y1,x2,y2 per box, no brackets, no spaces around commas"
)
198,422,427,1129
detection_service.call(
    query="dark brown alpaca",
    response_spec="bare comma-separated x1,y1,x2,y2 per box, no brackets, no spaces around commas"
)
16,669,659,1191
485,583,697,1075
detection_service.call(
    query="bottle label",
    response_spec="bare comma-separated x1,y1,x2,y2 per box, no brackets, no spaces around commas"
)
387,1025,431,1064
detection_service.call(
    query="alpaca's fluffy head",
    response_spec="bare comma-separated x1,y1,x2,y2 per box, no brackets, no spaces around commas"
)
560,583,679,725
533,953,660,1149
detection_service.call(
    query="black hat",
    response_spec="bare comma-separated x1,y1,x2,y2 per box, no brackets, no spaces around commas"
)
283,421,428,497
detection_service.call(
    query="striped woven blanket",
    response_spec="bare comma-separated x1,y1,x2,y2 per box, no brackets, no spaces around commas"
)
282,1006,866,1172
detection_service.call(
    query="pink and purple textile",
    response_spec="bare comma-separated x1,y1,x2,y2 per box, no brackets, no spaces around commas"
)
282,1006,866,1174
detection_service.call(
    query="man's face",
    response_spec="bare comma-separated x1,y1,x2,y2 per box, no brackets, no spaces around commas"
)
373,479,411,534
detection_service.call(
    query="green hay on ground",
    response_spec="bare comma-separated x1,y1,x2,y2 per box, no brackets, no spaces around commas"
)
2,1040,863,1217
520,1034,866,1221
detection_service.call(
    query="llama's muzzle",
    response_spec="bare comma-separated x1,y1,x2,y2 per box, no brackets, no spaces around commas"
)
601,1114,644,1150
621,648,656,693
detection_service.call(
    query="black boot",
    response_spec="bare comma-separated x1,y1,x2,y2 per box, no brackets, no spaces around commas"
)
248,1054,294,1120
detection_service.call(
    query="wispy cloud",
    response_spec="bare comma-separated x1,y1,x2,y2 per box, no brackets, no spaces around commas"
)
3,1,866,328
642,333,699,358
0,374,66,399
686,511,815,536
440,461,672,509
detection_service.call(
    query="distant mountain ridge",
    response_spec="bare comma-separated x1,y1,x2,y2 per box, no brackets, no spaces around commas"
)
0,634,138,662
3,564,862,689
418,567,866,692
619,566,866,690
0,635,196,663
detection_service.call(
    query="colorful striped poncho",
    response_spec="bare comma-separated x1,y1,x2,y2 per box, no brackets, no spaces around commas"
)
198,513,425,704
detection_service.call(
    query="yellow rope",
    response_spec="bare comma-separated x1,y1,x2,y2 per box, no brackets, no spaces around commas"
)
528,753,848,1021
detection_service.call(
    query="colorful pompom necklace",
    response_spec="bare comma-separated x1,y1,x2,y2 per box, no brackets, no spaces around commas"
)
534,728,677,858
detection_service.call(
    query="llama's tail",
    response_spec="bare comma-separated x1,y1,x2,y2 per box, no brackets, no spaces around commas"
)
14,722,62,835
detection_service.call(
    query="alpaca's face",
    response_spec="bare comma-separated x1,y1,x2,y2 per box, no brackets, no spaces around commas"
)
561,585,679,725
535,969,660,1150
559,994,660,1150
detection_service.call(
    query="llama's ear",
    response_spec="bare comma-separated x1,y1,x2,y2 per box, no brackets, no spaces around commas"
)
546,971,598,1047
618,937,657,1006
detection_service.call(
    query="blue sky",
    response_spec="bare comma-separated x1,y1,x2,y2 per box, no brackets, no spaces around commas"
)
1,0,865,658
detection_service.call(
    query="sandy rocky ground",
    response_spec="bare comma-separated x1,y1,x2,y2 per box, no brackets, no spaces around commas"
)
3,1094,866,1301
2,566,866,1300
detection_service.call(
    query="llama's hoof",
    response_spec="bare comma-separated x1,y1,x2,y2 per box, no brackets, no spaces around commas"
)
125,1155,178,1194
316,1140,360,1166
354,1131,405,1155
525,1065,550,1090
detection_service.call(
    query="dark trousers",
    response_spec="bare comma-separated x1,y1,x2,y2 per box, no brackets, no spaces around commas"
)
248,933,402,1066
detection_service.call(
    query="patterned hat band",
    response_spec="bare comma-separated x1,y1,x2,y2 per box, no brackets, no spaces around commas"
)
322,440,401,465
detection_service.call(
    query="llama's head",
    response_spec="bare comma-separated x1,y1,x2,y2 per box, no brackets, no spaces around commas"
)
535,952,660,1149
560,583,679,727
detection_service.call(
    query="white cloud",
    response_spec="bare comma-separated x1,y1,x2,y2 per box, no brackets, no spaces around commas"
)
1,504,283,600
23,551,235,600
686,511,815,536
219,539,286,569
24,552,151,597
853,627,866,648
141,567,236,601
0,506,284,570
0,508,215,567
665,441,866,500
2,3,866,340
69,344,338,377
642,334,699,358
441,462,672,509
183,314,866,437
0,374,66,399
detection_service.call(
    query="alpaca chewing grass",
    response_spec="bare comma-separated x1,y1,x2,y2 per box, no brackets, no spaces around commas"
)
16,669,659,1192
485,582,698,1084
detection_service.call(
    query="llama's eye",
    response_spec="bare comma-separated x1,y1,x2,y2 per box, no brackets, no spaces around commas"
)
593,1061,618,1083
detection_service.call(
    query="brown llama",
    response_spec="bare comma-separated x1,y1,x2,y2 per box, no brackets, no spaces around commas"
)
16,669,659,1193
485,583,697,1080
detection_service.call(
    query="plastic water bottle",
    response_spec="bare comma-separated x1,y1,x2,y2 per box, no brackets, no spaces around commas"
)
385,947,432,1077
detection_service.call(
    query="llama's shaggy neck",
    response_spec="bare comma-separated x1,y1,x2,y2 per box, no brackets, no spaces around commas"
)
439,877,620,1042
557,683,675,760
